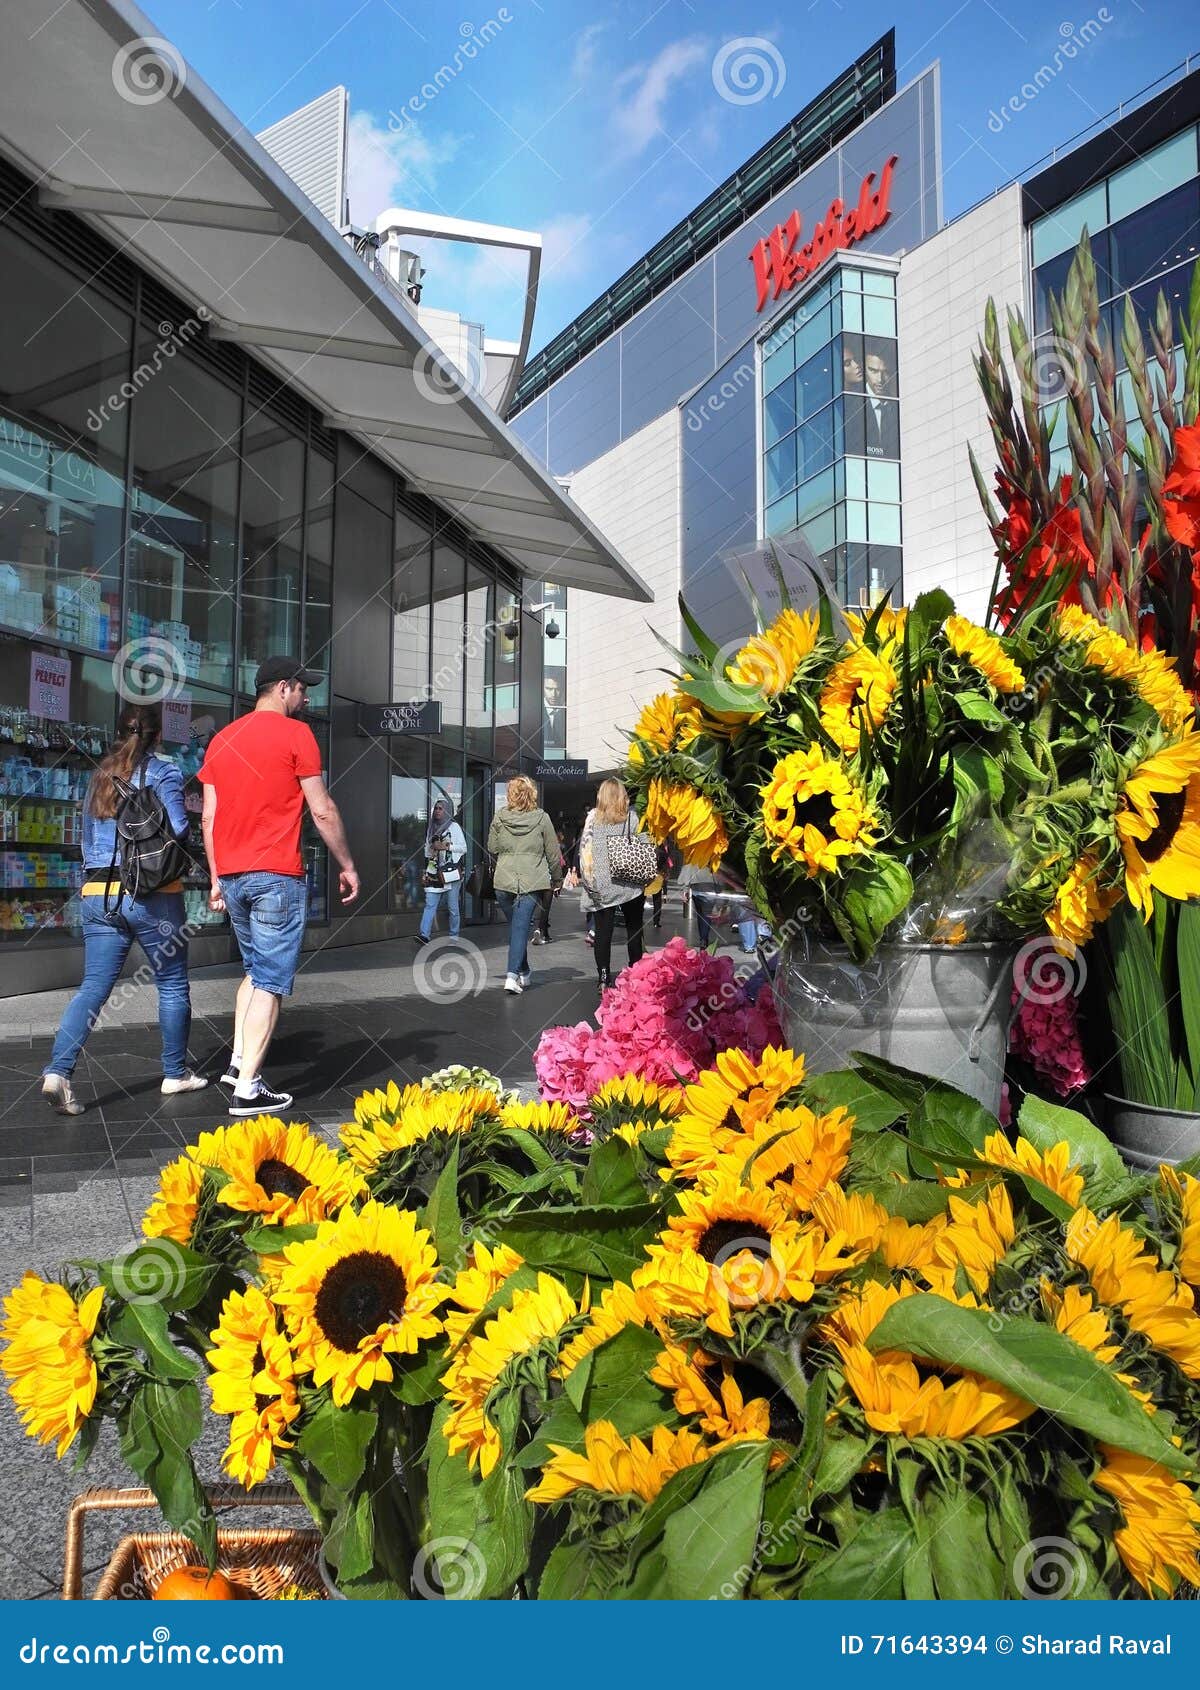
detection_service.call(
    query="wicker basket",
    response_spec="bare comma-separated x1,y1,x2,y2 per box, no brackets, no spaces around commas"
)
63,1485,327,1601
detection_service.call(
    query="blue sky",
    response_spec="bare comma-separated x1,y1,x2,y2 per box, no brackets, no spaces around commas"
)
147,0,1197,347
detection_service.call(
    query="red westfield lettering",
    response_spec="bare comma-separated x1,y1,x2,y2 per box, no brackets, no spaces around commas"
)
749,155,898,313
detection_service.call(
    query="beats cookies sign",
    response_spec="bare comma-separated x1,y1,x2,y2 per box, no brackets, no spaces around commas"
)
749,155,898,313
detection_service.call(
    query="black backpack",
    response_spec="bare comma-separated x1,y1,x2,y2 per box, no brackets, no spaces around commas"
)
104,760,194,911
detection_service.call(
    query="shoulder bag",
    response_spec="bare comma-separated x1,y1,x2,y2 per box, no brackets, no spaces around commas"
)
607,812,658,890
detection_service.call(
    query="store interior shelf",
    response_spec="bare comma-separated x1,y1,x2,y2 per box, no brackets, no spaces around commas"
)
0,840,80,851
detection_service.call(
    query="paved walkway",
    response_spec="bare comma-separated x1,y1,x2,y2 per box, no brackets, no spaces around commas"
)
0,895,747,1597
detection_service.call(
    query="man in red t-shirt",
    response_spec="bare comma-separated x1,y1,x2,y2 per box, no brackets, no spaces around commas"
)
199,657,359,1115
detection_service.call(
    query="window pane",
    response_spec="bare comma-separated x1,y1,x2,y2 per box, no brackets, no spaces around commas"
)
762,339,795,394
845,500,868,544
841,291,863,333
1031,182,1107,266
493,585,520,765
765,491,797,537
797,468,835,526
803,506,836,555
838,268,863,293
1127,270,1192,350
844,456,867,499
1108,179,1200,297
861,269,895,297
431,540,465,742
763,317,796,357
303,451,333,712
1108,129,1198,224
0,228,129,658
764,376,797,446
393,508,431,704
866,458,901,502
797,409,836,480
239,415,304,688
793,304,832,367
796,346,835,419
543,662,566,752
839,333,865,396
862,295,897,338
765,434,798,501
389,751,429,913
464,560,492,757
868,502,902,545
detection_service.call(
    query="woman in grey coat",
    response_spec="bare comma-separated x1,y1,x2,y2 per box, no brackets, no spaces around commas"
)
488,774,562,993
578,778,647,990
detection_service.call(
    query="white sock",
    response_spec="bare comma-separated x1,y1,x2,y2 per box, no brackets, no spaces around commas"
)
234,1076,261,1100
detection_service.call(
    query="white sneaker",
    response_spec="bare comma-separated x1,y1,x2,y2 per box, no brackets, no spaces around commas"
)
504,973,524,994
518,967,532,987
42,1073,84,1116
161,1072,209,1095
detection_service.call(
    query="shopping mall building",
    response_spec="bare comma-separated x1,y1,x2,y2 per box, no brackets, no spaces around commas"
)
0,0,649,994
507,33,1200,778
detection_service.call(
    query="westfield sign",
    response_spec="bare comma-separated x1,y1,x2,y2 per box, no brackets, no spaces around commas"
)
749,155,899,313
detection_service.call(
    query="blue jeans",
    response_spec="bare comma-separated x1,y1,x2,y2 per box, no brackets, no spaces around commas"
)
221,870,308,996
420,881,461,938
496,891,538,976
46,891,192,1078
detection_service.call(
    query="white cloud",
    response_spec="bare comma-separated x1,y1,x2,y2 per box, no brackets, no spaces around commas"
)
570,21,607,84
346,109,461,225
610,37,709,157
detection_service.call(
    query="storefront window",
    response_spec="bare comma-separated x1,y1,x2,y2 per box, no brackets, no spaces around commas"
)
0,227,129,658
303,450,334,712
464,560,493,757
239,411,304,690
128,350,239,693
431,540,465,744
155,682,233,932
493,584,521,765
393,507,431,705
389,751,429,913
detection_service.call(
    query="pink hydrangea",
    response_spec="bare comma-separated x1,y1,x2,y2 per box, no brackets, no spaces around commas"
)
1009,970,1091,1098
534,937,784,1109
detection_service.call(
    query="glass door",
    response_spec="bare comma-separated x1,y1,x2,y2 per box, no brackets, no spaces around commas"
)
463,760,494,925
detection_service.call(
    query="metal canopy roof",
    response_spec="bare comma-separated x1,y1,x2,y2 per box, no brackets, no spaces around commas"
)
0,0,650,602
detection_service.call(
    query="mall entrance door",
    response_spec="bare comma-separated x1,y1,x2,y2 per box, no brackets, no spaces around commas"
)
463,761,495,925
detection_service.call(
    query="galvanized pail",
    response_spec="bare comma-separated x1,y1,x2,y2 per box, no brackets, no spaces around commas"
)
776,939,1016,1114
1103,1094,1200,1172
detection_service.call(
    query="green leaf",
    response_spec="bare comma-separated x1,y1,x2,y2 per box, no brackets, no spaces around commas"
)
1099,902,1174,1108
424,1402,532,1599
571,1323,671,1438
107,1299,198,1381
678,594,721,664
538,1540,606,1600
910,588,955,641
839,857,913,960
325,1487,375,1584
1177,903,1200,1111
391,1343,449,1406
924,1488,1008,1598
580,1136,646,1208
496,1204,659,1281
663,1442,770,1600
421,1142,464,1271
1016,1092,1127,1189
797,1507,916,1599
868,1295,1191,1472
242,1221,320,1255
758,1369,828,1567
296,1399,378,1490
118,1381,214,1567
955,694,1008,730
799,1068,902,1132
97,1243,217,1312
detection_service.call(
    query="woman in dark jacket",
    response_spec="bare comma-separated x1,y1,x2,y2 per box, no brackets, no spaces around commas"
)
488,775,562,993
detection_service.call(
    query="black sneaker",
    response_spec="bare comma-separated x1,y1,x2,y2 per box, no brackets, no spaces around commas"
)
220,1059,240,1087
229,1080,293,1116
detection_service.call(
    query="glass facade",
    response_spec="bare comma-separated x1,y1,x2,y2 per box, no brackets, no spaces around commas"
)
0,171,528,967
761,263,901,605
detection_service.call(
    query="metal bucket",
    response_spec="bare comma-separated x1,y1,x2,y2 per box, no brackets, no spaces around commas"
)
1104,1094,1200,1172
776,938,1016,1113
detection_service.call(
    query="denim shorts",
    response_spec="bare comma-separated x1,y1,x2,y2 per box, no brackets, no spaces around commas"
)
220,871,308,996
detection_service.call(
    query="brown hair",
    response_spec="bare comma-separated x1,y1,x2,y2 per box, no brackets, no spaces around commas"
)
595,778,630,825
506,774,539,812
87,704,162,819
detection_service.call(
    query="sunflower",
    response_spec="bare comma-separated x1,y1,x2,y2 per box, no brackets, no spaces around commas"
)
759,746,879,876
341,1088,498,1173
500,1099,577,1136
726,608,819,697
444,1241,525,1350
733,1102,854,1210
1171,1171,1200,1288
442,1274,579,1476
1045,854,1122,946
556,1281,660,1378
206,1286,300,1489
819,646,898,753
1,1274,105,1457
216,1117,365,1225
272,1201,444,1406
665,1046,805,1180
811,1184,945,1271
943,614,1025,693
352,1080,427,1128
824,1279,1034,1439
643,779,728,871
589,1075,685,1120
1057,607,1193,731
1117,731,1200,917
1095,1447,1200,1596
843,605,908,645
920,1182,1015,1302
637,1169,859,1338
650,1345,774,1448
142,1154,208,1247
979,1131,1085,1208
526,1420,712,1505
1065,1208,1200,1380
627,691,703,763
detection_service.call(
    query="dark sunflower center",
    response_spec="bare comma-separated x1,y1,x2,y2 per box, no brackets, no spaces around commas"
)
1140,789,1187,864
697,1220,772,1265
251,1344,272,1413
731,1362,803,1442
720,1105,743,1132
256,1158,310,1202
313,1251,407,1352
793,792,836,834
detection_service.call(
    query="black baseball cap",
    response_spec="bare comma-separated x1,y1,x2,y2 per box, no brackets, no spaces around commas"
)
255,656,324,690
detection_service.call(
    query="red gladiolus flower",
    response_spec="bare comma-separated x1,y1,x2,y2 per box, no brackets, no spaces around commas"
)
994,474,1094,624
1163,421,1200,550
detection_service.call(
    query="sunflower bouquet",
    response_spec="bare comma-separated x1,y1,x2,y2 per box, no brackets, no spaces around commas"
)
7,1051,1200,1600
624,581,1196,964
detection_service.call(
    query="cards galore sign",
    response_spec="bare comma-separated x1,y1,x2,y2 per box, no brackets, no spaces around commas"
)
749,154,898,314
